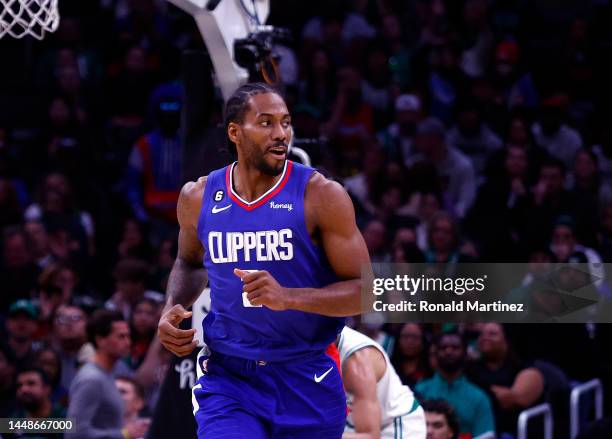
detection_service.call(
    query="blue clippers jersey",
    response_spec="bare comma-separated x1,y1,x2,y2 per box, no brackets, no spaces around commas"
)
197,160,345,362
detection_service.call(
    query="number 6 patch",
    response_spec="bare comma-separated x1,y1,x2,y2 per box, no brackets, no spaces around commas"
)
213,190,224,202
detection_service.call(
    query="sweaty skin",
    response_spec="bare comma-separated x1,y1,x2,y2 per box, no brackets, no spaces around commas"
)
342,347,386,439
158,92,371,357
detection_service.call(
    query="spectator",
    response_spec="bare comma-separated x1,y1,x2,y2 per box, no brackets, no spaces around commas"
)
391,323,431,388
532,95,583,169
568,149,604,245
25,172,95,259
491,40,539,109
116,217,152,262
151,236,176,292
107,44,156,126
422,399,459,439
0,227,40,310
124,83,183,224
344,145,386,218
322,67,374,172
66,309,149,439
425,212,474,263
407,118,476,218
599,203,612,262
361,40,393,115
592,124,612,190
128,298,160,369
381,14,413,89
459,0,494,79
377,94,422,165
466,323,544,436
466,145,532,259
106,258,163,320
416,331,496,438
24,220,55,271
12,367,66,423
527,157,574,247
5,300,40,369
415,190,443,252
0,344,17,417
115,376,150,426
50,304,93,391
446,99,502,177
36,263,82,332
297,46,336,120
362,219,391,263
423,39,464,125
0,178,22,229
33,346,68,410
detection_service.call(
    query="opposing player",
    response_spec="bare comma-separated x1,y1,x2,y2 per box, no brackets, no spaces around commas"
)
339,326,426,439
157,82,371,438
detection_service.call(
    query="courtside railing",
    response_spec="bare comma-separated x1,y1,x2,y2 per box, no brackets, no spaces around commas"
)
570,378,604,439
517,402,553,439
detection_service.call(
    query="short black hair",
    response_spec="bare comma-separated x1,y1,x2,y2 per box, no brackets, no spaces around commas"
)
540,156,566,175
223,82,283,156
17,366,50,386
434,330,465,349
422,399,460,439
86,309,125,348
116,375,145,400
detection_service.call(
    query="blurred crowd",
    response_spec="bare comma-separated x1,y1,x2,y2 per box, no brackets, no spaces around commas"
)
1,0,612,437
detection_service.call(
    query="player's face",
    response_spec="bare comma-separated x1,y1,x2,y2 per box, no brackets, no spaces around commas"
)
236,93,292,176
425,412,454,439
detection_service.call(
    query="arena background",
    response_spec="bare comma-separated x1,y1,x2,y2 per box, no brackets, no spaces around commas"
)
2,0,612,438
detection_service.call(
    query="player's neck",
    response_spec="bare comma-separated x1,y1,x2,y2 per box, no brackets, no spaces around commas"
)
233,161,283,202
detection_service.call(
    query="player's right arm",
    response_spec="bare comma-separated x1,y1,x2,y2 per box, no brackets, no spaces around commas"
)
158,177,208,357
342,347,384,439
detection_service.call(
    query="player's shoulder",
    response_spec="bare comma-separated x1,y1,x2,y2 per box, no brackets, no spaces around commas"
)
180,175,207,206
305,171,355,224
306,171,352,207
177,175,207,227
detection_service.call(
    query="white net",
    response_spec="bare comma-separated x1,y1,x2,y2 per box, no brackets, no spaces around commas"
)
0,0,59,40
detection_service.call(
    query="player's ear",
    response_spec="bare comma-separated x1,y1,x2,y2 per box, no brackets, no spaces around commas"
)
227,122,240,146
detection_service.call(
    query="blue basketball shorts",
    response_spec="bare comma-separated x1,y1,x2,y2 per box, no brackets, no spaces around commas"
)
191,347,346,439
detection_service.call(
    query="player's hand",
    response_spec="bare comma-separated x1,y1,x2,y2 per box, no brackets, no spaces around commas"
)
234,269,289,311
157,304,198,357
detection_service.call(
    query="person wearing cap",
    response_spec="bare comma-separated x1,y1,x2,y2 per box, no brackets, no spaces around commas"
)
406,117,477,218
493,40,538,109
5,300,41,369
124,83,184,224
378,94,422,166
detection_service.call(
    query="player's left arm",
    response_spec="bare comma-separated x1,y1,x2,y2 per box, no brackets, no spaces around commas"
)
342,348,382,439
237,172,371,316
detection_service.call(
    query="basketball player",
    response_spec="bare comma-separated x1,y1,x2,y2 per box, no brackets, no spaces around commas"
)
157,82,371,438
339,326,426,439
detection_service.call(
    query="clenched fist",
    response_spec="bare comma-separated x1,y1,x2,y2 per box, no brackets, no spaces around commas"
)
234,269,290,311
157,304,198,357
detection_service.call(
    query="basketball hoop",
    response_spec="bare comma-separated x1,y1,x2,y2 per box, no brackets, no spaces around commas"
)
0,0,59,40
